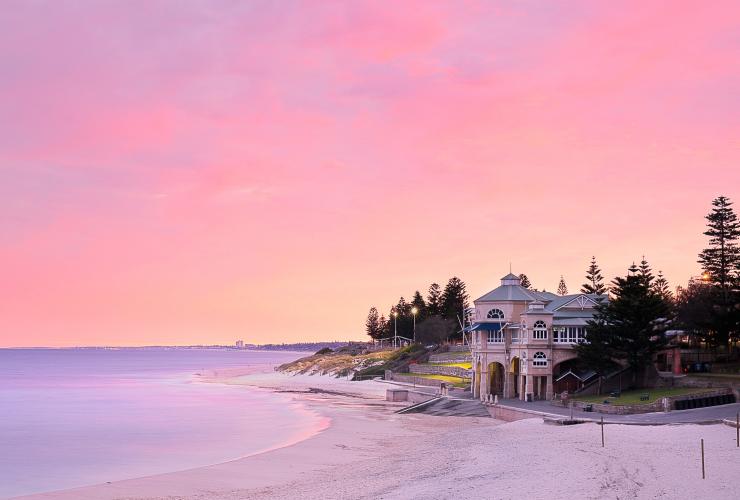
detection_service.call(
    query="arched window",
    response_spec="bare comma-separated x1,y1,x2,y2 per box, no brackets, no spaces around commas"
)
533,320,548,340
487,308,505,320
533,351,547,367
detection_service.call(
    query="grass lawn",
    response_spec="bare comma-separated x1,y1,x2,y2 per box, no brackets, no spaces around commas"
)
427,362,472,369
571,387,716,405
411,373,471,388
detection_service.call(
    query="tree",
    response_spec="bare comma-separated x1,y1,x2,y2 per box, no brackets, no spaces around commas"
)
557,276,568,296
411,290,427,322
652,271,673,304
575,263,671,387
378,315,389,339
675,282,715,346
394,297,413,339
637,256,654,287
518,274,532,289
365,307,382,339
697,196,740,348
415,316,457,345
426,283,442,316
581,256,606,295
698,196,740,291
441,277,469,321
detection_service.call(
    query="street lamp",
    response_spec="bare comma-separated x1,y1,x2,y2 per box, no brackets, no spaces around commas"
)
392,311,399,348
411,307,418,343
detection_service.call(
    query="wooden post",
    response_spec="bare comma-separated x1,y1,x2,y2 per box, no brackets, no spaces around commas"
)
601,416,605,447
701,439,705,479
736,413,739,448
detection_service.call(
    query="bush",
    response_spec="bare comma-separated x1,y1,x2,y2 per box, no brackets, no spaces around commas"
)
315,347,333,355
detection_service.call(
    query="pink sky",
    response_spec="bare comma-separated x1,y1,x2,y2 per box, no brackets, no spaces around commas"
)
1,1,738,347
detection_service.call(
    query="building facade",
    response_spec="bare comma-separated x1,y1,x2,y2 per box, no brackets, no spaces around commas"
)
468,273,605,402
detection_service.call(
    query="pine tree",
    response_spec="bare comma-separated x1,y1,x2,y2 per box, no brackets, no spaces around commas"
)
411,290,427,322
394,297,413,338
581,256,606,295
518,274,532,289
378,315,389,339
699,196,740,288
575,264,671,387
557,276,568,296
638,256,654,287
426,283,442,316
652,271,673,304
441,277,469,322
365,307,381,339
697,196,740,347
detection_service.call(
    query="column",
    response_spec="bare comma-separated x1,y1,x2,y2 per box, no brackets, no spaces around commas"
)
546,374,554,400
479,367,488,401
525,375,534,402
503,369,511,399
519,374,526,401
673,348,682,375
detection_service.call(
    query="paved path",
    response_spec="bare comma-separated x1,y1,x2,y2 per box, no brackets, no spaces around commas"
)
496,398,740,424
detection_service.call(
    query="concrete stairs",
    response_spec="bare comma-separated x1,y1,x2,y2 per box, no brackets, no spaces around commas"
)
398,397,490,418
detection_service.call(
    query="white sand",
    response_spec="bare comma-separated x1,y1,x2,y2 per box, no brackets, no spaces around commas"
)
19,371,740,500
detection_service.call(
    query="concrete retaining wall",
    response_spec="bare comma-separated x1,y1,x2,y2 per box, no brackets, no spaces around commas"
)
488,405,543,421
389,372,445,388
386,388,437,404
428,353,472,363
409,364,472,378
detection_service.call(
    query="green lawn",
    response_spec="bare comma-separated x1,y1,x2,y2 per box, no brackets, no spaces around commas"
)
427,362,472,369
572,387,716,405
410,373,471,388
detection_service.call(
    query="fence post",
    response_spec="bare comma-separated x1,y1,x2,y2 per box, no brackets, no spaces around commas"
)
701,439,705,479
736,413,739,448
601,416,604,447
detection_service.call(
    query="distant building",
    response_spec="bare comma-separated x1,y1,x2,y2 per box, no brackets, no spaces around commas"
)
235,340,244,349
468,273,606,402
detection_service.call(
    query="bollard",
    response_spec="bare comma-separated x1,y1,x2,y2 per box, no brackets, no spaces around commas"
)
601,416,605,447
701,439,705,479
494,394,499,405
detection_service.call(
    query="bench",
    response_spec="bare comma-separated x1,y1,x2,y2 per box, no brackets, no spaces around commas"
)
584,404,594,412
640,393,650,401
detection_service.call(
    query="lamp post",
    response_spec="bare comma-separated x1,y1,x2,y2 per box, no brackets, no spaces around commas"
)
392,311,399,349
411,307,418,343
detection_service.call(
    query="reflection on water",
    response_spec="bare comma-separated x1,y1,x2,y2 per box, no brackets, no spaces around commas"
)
0,349,320,499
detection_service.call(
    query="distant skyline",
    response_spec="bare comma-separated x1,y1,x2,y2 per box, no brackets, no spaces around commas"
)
1,1,738,347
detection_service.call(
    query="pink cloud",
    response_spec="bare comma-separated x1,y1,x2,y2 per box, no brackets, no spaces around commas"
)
0,1,738,346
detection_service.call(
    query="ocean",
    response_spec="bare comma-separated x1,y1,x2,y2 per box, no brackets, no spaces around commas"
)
0,348,320,499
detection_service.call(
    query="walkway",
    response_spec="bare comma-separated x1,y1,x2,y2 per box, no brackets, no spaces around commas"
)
496,398,740,424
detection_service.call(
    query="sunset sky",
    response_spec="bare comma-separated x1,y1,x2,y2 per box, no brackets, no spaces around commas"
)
1,1,738,347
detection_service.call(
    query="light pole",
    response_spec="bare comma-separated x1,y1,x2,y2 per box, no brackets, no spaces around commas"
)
392,311,399,349
411,307,418,343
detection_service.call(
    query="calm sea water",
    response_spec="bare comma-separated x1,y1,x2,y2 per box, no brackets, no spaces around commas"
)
0,349,321,499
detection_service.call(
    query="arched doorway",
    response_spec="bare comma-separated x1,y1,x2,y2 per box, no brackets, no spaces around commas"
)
487,362,505,396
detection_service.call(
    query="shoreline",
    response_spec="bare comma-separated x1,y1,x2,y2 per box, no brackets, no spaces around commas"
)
17,370,740,500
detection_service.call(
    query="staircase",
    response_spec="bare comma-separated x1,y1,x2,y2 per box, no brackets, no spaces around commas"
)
398,397,490,417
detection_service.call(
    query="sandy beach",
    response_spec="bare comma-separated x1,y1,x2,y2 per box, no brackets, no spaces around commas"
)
18,369,740,500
